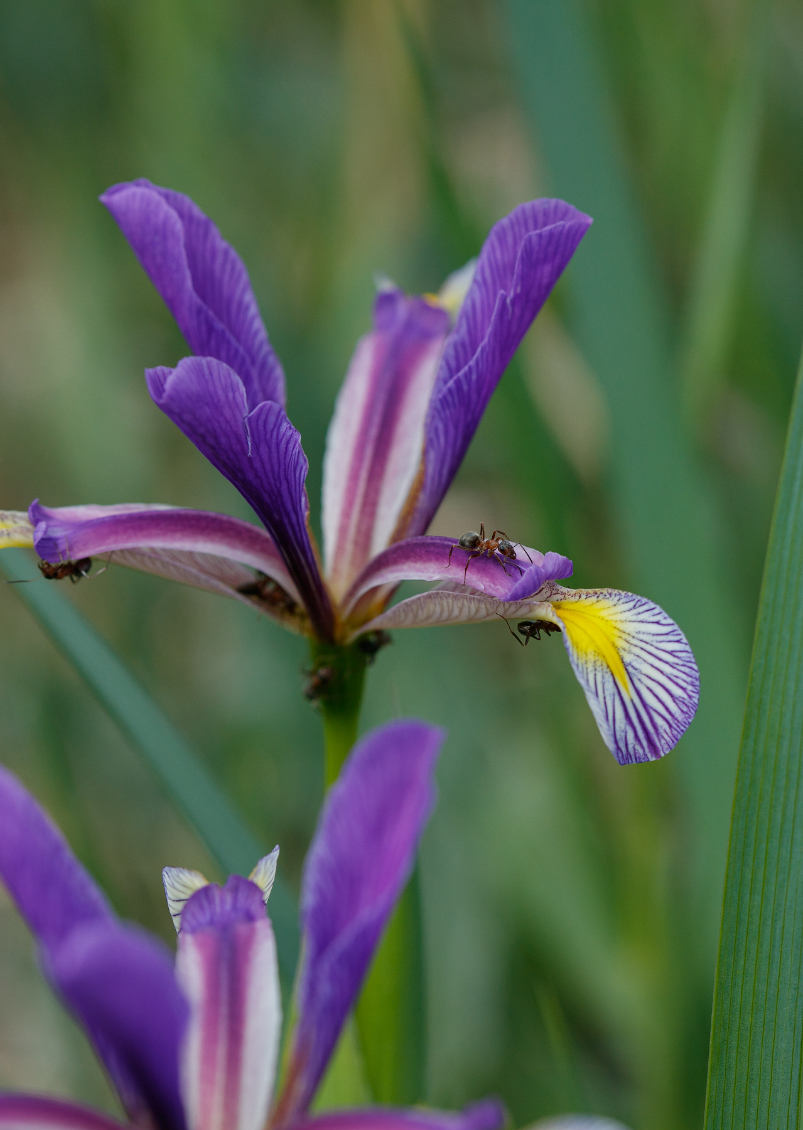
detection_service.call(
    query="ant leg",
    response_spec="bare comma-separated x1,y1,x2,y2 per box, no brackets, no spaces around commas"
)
91,552,113,580
514,543,533,564
463,550,481,584
479,521,486,541
447,543,455,569
497,614,524,646
4,579,33,584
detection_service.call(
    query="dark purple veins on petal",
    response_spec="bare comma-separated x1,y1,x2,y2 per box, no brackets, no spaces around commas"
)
147,357,334,640
101,179,285,409
413,200,592,533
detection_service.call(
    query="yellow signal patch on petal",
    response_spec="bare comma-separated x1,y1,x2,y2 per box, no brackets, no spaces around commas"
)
549,594,631,694
547,587,699,766
0,511,34,549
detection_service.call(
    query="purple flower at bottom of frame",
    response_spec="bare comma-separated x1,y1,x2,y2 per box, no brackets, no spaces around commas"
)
0,181,699,765
0,719,506,1130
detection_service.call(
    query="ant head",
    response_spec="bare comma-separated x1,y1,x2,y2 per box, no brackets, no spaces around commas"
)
497,539,515,552
458,531,481,549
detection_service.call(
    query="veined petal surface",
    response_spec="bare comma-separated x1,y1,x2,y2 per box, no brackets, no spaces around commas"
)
411,200,592,533
177,878,281,1130
531,1120,631,1129
101,180,285,409
343,536,544,618
147,358,333,639
0,510,34,548
0,1096,128,1130
546,587,699,765
291,1100,505,1130
0,768,188,1130
352,587,551,639
322,290,449,597
277,721,444,1120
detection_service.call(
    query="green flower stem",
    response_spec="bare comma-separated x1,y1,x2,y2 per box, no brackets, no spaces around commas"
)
309,637,425,1104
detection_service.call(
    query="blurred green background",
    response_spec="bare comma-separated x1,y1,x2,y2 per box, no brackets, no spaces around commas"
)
0,2,797,1128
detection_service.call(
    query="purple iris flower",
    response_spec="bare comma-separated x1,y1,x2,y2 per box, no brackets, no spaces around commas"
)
0,719,503,1130
0,180,699,764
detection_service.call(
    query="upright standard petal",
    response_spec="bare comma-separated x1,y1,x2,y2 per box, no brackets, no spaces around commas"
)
290,1100,505,1130
411,201,592,534
101,180,285,409
147,358,334,640
0,1096,129,1130
176,878,282,1130
322,290,449,598
276,720,445,1121
543,586,700,765
0,769,187,1130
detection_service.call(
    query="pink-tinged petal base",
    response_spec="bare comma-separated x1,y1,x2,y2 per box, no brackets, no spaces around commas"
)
0,1096,128,1130
545,586,699,765
290,1100,505,1130
177,878,282,1130
322,291,449,598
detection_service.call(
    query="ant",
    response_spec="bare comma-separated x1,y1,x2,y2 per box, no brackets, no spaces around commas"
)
303,665,333,702
39,557,93,583
499,615,561,646
237,572,299,617
357,630,392,664
447,523,532,584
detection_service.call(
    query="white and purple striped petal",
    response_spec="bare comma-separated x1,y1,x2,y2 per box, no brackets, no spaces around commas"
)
531,1119,631,1129
0,1096,128,1130
101,180,285,409
322,290,449,598
28,501,306,628
545,586,700,765
410,201,592,534
277,720,444,1120
289,1100,505,1130
146,358,334,639
0,768,188,1130
0,510,34,548
176,878,282,1130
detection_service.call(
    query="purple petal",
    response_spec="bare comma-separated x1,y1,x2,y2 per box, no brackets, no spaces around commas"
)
342,536,541,620
546,586,700,765
290,1101,505,1130
49,922,188,1130
177,878,282,1130
322,290,449,598
101,179,285,409
532,1120,631,1130
411,201,592,533
28,501,306,629
276,720,445,1119
503,551,574,602
0,1096,129,1130
351,587,550,640
147,357,334,639
0,768,187,1130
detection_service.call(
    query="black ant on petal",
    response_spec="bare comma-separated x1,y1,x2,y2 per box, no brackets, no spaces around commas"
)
499,615,561,646
447,523,532,584
38,558,93,583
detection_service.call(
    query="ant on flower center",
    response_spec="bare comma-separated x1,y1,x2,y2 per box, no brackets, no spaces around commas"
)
447,523,532,583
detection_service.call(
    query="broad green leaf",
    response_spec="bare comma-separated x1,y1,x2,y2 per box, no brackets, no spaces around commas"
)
0,547,299,982
705,353,803,1126
507,0,747,954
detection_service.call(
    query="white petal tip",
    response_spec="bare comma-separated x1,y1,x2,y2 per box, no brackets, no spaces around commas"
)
162,866,209,932
249,846,280,904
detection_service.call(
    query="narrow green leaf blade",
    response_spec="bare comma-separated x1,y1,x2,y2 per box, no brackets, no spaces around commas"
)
706,353,803,1126
0,547,299,980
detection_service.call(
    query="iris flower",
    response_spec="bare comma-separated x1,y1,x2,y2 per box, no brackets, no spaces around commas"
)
0,180,698,764
0,718,505,1130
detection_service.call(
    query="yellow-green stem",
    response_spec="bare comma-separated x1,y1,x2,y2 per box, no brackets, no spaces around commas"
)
308,637,426,1104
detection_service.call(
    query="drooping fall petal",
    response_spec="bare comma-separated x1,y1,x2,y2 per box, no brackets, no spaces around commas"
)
0,511,34,548
289,1100,505,1130
0,769,188,1130
0,1096,129,1130
411,200,592,534
545,586,699,765
176,878,282,1130
276,720,444,1120
101,179,285,409
146,358,334,639
322,290,449,598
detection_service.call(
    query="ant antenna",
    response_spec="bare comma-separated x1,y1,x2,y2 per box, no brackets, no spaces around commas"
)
497,613,524,646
